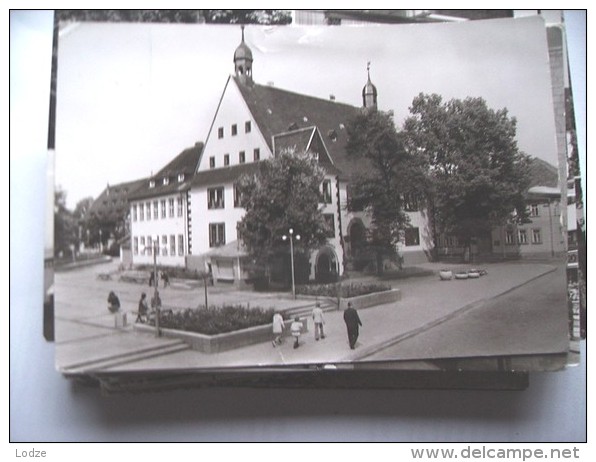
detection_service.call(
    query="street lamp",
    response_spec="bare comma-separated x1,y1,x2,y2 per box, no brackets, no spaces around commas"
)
151,237,161,337
282,228,300,299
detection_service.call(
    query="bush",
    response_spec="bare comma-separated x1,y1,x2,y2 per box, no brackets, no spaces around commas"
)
295,282,391,298
154,304,275,335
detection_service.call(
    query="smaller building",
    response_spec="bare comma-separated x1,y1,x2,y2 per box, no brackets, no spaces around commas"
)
128,142,203,268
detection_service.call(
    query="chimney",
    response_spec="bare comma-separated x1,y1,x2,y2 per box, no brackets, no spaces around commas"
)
329,94,336,101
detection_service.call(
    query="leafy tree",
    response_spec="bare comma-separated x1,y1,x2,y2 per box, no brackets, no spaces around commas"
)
402,93,531,260
345,109,426,272
203,10,292,24
54,187,77,258
237,149,328,285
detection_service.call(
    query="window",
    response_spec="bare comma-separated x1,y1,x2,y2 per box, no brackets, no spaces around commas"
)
505,230,515,245
178,234,184,256
163,177,169,185
140,236,145,254
239,151,246,164
224,154,230,166
404,227,420,247
245,121,251,133
209,157,215,169
231,124,238,136
218,127,224,139
149,180,155,188
208,187,225,209
518,229,528,245
321,179,332,204
324,214,335,238
346,184,363,212
133,237,139,255
234,183,245,208
168,198,175,217
403,193,419,212
253,148,260,161
529,204,539,217
209,223,226,247
170,235,176,256
177,197,183,216
161,199,166,218
532,229,542,244
147,236,153,255
178,173,184,182
162,235,168,256
146,202,151,221
132,204,137,222
153,201,159,220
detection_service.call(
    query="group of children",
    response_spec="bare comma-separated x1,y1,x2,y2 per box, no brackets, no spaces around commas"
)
272,302,326,349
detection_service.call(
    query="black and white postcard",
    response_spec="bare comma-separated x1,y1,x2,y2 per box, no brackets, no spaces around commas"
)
52,12,581,379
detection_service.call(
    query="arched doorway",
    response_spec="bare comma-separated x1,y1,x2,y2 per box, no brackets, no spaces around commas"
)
315,247,339,283
347,219,367,269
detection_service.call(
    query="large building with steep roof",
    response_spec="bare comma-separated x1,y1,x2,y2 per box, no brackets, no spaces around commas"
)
186,28,432,284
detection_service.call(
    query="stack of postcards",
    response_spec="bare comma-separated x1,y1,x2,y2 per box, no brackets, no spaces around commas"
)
46,10,585,395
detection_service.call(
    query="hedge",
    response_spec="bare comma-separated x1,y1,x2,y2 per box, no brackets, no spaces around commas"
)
295,281,391,298
152,304,275,335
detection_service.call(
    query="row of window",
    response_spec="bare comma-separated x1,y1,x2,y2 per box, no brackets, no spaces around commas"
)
218,121,251,139
209,148,260,169
134,235,185,256
207,180,333,210
208,215,337,249
132,198,183,222
505,228,543,245
149,174,185,189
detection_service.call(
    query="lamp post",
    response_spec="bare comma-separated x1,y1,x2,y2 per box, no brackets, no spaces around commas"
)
152,237,160,337
282,228,300,299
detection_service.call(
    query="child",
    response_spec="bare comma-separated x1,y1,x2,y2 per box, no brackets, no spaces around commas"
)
291,316,302,349
272,311,284,347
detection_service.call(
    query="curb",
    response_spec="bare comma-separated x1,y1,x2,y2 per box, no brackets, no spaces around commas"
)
348,265,558,361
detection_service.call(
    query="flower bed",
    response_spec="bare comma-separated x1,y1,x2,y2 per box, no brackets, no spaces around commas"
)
296,282,392,298
150,304,275,336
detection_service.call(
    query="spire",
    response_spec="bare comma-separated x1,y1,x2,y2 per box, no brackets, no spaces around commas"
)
362,61,377,110
234,25,253,85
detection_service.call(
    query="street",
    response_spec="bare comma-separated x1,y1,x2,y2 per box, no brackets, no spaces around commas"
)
53,259,571,373
364,263,568,361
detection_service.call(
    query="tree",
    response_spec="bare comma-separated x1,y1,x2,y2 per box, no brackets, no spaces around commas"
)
345,109,426,272
237,149,328,285
54,188,77,258
402,93,531,260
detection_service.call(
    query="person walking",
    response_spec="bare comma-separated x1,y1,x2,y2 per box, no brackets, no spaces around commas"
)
161,271,170,288
107,291,120,313
291,316,302,349
272,311,285,347
136,293,149,323
343,302,362,350
312,302,326,341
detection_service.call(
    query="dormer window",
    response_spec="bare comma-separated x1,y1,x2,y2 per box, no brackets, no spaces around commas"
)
149,180,155,188
163,177,169,185
178,173,185,182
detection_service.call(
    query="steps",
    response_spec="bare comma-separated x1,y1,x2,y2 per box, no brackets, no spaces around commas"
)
60,339,190,375
282,299,337,319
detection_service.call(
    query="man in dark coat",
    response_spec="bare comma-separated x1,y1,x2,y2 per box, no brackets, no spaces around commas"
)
343,302,362,349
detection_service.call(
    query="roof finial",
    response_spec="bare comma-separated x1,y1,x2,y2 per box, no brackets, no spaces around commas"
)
367,61,371,80
241,24,245,42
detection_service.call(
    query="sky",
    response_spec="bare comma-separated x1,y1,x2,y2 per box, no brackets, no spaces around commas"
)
55,16,559,209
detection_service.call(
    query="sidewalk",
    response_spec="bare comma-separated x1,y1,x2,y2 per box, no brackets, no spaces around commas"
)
93,261,558,372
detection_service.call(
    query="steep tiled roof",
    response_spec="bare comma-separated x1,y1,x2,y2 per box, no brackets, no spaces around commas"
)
128,142,203,201
234,77,363,178
528,157,558,189
192,162,261,187
88,177,146,222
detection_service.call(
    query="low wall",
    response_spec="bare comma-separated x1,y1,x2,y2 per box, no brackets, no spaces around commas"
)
338,288,401,311
134,318,308,354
